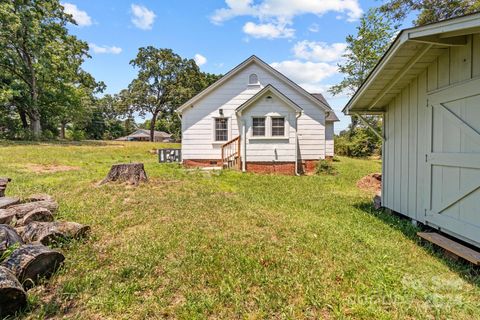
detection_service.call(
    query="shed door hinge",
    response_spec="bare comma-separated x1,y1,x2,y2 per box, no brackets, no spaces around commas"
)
425,154,428,162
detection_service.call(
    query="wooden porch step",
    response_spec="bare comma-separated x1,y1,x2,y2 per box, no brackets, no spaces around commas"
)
417,232,480,265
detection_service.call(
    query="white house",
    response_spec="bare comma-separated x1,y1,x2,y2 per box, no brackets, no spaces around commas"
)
343,13,480,250
177,55,339,174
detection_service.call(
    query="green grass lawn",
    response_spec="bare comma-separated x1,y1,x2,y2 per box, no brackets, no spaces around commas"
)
0,141,479,319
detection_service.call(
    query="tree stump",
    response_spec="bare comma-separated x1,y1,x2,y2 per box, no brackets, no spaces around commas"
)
0,178,11,198
22,221,90,245
0,266,27,317
0,225,23,256
16,208,54,227
100,163,148,186
2,244,65,289
0,199,59,222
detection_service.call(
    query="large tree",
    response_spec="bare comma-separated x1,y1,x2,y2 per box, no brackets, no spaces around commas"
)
127,47,219,141
0,0,97,138
380,0,480,26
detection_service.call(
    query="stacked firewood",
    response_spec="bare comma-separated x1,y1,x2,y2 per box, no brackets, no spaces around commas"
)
0,178,90,317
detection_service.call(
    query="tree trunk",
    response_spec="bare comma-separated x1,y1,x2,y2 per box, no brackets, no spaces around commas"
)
1,244,64,289
0,225,23,256
22,221,90,245
18,108,29,129
60,121,67,139
100,163,148,186
150,110,159,142
16,208,54,228
30,113,42,139
0,266,27,317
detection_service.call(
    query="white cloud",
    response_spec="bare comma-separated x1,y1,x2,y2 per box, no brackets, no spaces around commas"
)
62,2,92,27
270,60,338,84
243,21,294,39
131,4,156,30
211,0,363,35
90,44,122,55
293,41,347,62
194,54,207,66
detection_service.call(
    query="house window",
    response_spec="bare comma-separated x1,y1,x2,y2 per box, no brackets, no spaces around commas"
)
215,118,228,141
271,117,285,136
252,117,266,136
249,74,259,85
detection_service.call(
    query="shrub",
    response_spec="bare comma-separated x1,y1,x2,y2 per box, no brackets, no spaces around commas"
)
315,159,337,175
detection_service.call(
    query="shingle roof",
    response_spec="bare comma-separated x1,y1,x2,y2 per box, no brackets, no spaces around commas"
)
311,93,339,122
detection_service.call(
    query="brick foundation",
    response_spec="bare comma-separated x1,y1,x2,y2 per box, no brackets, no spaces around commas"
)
183,159,320,175
183,159,222,167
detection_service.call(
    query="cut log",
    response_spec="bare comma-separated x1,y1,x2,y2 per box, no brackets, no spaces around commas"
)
0,266,27,317
1,244,65,289
25,194,55,202
0,197,20,209
22,221,90,245
0,199,58,221
0,211,16,225
16,208,54,227
0,178,11,198
100,163,148,186
0,225,23,256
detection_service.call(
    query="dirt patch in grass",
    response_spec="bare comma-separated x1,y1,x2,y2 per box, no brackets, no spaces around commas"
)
25,163,80,174
357,173,381,192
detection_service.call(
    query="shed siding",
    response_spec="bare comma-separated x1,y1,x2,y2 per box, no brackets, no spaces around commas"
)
383,35,480,222
181,62,327,161
325,122,334,157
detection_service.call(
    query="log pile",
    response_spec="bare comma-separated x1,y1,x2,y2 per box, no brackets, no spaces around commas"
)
0,183,90,316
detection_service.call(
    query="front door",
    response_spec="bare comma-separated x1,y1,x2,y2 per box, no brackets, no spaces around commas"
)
425,77,480,246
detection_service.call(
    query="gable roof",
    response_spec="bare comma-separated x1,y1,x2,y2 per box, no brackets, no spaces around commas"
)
235,84,303,115
343,12,480,115
311,93,339,122
177,55,330,113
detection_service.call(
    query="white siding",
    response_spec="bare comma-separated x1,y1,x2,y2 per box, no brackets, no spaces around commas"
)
240,93,296,162
383,35,480,224
181,61,329,161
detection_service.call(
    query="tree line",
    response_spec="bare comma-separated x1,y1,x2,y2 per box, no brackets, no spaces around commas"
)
0,0,220,141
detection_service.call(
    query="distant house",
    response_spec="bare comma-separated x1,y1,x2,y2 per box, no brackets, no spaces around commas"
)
343,13,480,248
177,55,339,175
116,129,173,142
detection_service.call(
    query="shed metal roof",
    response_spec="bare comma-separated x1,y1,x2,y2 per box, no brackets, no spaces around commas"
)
343,12,480,115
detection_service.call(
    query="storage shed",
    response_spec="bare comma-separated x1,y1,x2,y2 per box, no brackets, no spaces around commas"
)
343,13,480,248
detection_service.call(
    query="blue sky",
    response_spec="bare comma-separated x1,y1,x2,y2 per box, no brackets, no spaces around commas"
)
64,0,383,132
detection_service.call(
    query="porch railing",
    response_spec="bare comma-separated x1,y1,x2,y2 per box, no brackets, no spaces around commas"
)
221,136,241,170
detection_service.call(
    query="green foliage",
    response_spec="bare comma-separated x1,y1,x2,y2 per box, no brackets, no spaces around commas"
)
0,0,102,139
335,117,383,158
124,47,221,141
330,8,397,97
380,0,480,26
315,159,337,175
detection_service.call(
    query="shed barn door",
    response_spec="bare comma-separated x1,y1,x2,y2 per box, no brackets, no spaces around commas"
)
426,78,480,246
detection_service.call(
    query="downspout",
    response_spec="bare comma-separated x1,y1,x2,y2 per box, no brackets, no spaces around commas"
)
295,111,302,176
242,118,247,172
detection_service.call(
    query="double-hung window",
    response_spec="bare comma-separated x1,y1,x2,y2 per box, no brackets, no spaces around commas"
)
252,117,266,136
271,117,285,136
215,118,228,142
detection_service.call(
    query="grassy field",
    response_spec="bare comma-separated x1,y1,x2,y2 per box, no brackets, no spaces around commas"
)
0,141,479,319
